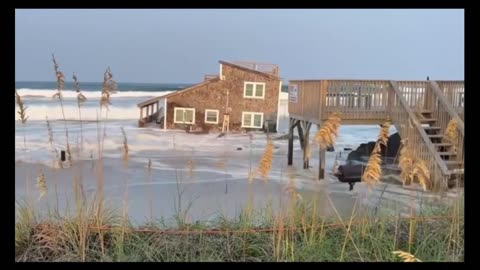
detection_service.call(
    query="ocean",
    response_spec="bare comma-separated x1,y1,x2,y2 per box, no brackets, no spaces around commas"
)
14,81,186,164
15,81,188,121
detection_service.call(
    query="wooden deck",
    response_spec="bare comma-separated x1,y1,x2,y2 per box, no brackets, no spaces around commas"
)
137,97,166,129
288,80,464,191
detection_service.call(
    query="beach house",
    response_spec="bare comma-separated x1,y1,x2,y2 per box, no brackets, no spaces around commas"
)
137,61,282,133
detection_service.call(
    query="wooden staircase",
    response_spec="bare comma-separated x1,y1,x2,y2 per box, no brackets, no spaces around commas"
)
417,110,463,173
286,79,464,190
388,80,464,190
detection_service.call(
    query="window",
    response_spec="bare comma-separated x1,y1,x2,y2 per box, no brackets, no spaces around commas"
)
242,112,264,128
244,82,266,99
204,109,219,124
174,107,195,124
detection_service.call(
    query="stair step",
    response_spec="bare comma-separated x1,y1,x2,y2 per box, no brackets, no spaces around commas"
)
445,160,463,167
419,118,437,123
433,143,452,147
428,135,444,139
450,168,464,175
438,152,457,156
423,126,441,130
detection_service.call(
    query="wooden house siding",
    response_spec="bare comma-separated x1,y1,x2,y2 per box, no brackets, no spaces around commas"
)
165,62,281,132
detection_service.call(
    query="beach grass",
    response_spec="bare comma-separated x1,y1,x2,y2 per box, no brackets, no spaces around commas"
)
14,194,463,262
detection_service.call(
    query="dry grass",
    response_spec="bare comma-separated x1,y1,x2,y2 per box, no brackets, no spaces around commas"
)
46,117,54,146
313,112,341,149
45,117,62,169
398,140,430,191
52,54,65,100
392,250,422,262
51,55,72,166
410,160,429,191
399,140,415,185
362,120,390,187
15,89,28,124
362,151,383,187
73,73,86,151
100,67,117,111
73,73,87,106
257,138,274,180
377,120,391,146
443,119,458,153
36,171,47,200
15,174,464,262
16,88,28,150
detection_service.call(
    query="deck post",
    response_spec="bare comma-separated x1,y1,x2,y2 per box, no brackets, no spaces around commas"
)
302,121,312,169
317,123,326,180
296,121,304,150
287,118,295,165
318,146,326,180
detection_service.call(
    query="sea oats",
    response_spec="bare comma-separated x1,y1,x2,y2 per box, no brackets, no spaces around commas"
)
100,67,117,110
392,250,422,262
257,138,274,180
313,112,341,149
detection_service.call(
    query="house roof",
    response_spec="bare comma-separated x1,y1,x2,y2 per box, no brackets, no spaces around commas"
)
136,77,220,108
219,60,281,79
137,60,281,108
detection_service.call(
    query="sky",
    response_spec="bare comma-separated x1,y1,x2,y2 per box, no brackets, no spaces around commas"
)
15,9,464,84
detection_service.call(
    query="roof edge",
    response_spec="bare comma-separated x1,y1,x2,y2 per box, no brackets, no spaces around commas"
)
219,60,280,79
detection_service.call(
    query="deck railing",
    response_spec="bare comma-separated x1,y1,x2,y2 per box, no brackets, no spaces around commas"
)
435,81,464,120
395,81,429,110
231,61,279,76
139,100,162,126
323,80,390,121
204,74,218,81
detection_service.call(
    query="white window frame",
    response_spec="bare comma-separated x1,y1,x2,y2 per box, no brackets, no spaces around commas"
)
241,111,264,128
204,109,219,124
243,81,266,99
173,107,195,124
